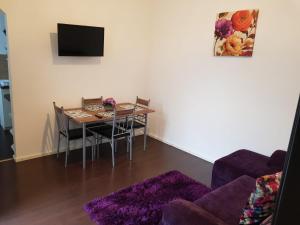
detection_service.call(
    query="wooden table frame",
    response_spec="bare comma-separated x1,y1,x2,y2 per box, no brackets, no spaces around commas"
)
64,103,155,169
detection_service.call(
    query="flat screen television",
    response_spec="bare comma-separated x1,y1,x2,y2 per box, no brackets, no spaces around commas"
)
272,95,300,225
57,23,104,57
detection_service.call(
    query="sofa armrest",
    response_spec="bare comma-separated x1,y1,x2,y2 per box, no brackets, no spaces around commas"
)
211,149,271,189
159,199,230,225
267,150,286,169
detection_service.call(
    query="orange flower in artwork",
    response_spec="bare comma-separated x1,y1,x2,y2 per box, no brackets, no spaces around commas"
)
223,35,243,56
231,10,253,32
244,38,254,48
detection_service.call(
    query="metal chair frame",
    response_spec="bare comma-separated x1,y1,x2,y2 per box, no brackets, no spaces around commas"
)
133,96,150,150
87,108,134,167
53,102,95,167
81,97,104,158
82,97,103,111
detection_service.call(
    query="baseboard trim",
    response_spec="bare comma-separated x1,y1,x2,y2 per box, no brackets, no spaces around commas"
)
14,144,98,162
14,133,109,162
14,151,55,162
13,132,210,163
14,133,145,163
0,158,14,163
148,133,214,163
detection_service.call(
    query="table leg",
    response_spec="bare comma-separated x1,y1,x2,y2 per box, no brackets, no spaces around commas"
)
82,123,86,169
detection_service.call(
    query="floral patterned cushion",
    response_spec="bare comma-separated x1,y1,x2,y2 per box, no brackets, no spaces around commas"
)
260,215,273,225
239,172,282,224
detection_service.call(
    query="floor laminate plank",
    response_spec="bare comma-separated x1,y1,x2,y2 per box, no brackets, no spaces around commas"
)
0,136,212,225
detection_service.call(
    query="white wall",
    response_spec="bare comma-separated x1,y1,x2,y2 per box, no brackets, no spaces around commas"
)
1,0,150,161
2,0,300,163
147,0,300,162
0,11,7,55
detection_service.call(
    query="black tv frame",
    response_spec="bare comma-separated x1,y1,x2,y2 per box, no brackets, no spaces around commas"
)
272,95,300,225
57,23,104,57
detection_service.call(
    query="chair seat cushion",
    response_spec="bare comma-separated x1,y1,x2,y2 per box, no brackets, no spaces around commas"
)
86,122,106,128
65,128,93,140
195,175,256,225
160,199,230,225
117,121,145,129
132,121,145,129
88,125,130,139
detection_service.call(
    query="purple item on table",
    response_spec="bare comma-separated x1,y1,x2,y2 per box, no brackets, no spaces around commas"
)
103,97,116,106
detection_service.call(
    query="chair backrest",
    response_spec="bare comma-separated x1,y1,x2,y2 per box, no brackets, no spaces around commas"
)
111,108,135,140
135,96,150,125
53,102,69,136
136,96,150,107
82,97,103,111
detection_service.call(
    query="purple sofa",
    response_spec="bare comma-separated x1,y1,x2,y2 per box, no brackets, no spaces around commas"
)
160,175,256,225
160,150,286,225
211,149,286,189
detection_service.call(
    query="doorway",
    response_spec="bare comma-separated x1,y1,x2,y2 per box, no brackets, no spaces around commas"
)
0,10,14,161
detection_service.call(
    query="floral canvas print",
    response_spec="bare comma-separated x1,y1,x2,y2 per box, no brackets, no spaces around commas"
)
214,9,259,57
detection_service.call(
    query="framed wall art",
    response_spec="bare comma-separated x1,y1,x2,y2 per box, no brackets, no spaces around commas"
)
214,9,259,57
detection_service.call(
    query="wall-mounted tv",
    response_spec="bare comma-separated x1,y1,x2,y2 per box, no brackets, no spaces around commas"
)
57,23,104,57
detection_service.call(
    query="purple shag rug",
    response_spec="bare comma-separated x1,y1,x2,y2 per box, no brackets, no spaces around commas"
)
84,170,211,225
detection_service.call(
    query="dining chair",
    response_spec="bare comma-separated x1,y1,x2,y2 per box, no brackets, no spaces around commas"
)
53,102,95,167
133,96,150,151
87,108,135,167
82,97,106,157
82,97,103,112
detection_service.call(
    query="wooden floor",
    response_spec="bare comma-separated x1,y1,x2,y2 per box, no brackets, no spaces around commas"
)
0,136,212,225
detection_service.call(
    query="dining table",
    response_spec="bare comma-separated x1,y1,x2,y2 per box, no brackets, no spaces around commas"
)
64,102,155,169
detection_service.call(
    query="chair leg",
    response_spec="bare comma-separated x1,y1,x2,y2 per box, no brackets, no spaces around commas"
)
129,136,133,161
126,137,129,153
95,137,99,159
67,140,70,156
94,138,96,159
111,140,115,168
94,145,96,159
56,134,61,158
99,136,103,159
133,129,136,142
114,141,118,153
143,126,147,151
65,139,70,168
91,141,95,161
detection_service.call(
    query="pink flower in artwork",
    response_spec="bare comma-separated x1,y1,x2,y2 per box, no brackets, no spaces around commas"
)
215,19,234,38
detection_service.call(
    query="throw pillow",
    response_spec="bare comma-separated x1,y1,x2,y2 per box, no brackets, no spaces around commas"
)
260,215,273,225
239,172,282,225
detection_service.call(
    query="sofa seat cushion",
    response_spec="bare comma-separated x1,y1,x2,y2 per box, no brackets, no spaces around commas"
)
160,199,230,225
195,175,256,225
211,150,281,189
